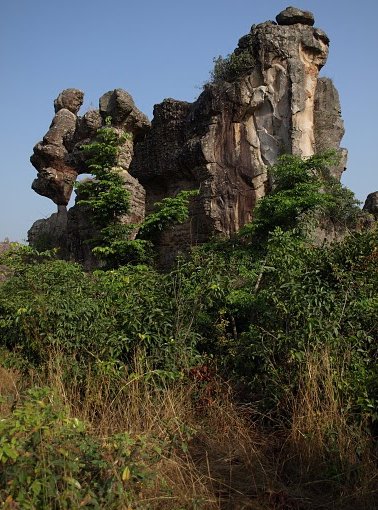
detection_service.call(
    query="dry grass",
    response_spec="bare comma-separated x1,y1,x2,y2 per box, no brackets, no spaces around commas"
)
1,349,377,509
279,348,378,509
0,365,20,416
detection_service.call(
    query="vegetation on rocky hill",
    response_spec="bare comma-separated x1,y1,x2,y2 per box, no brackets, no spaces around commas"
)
75,119,198,269
0,152,377,509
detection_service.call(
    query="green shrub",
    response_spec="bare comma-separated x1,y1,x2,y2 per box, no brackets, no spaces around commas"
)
0,387,160,509
240,151,361,243
210,51,255,83
76,118,130,228
215,227,378,422
75,118,198,267
0,258,200,379
139,190,198,241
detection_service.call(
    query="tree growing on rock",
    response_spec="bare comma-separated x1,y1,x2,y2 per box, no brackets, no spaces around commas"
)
76,119,198,268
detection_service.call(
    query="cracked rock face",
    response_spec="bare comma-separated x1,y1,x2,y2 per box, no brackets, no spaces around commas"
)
29,7,349,266
130,7,346,258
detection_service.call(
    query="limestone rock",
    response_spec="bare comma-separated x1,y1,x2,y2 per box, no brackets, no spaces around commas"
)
99,89,150,139
29,8,352,267
99,89,134,123
131,12,335,246
363,192,378,219
30,85,151,266
31,105,79,205
54,88,84,114
28,206,69,253
31,88,150,206
66,172,145,269
75,109,103,140
28,174,146,269
276,7,315,26
314,77,347,179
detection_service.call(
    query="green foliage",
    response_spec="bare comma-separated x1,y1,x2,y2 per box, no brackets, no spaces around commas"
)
0,244,57,270
74,117,133,266
210,51,255,83
78,117,128,179
194,227,378,423
0,259,200,377
75,119,199,267
240,151,361,242
320,179,362,225
76,117,130,228
90,224,153,268
139,190,199,240
2,150,374,425
0,387,160,508
76,172,130,227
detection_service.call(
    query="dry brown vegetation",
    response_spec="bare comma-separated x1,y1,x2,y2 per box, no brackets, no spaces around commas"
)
1,348,377,510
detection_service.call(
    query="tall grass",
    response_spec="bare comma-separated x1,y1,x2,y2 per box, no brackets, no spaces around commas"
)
1,348,377,509
282,348,378,509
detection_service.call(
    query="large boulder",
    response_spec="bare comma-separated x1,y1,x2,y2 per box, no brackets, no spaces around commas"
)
276,6,315,26
363,192,378,219
54,88,84,114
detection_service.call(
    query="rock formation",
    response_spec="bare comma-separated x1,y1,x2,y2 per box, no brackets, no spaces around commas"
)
29,89,148,266
29,7,356,266
363,192,378,219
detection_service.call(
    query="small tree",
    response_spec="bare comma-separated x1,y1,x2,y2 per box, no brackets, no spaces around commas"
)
138,190,199,241
76,120,198,268
76,117,130,228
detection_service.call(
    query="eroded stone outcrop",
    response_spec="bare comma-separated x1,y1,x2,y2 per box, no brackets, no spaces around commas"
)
314,78,347,179
130,6,346,257
363,192,378,219
276,6,314,26
29,88,148,265
28,7,351,266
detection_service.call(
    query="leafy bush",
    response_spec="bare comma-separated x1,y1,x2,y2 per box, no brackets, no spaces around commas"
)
139,190,198,241
210,51,255,83
240,152,361,243
0,387,160,509
207,227,378,423
0,258,200,379
75,119,199,267
76,117,130,227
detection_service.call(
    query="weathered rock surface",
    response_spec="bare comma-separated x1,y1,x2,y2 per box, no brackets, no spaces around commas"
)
29,87,148,267
130,8,346,253
30,88,150,206
31,107,78,205
314,78,347,179
28,206,69,252
28,174,146,269
54,88,84,114
363,192,378,219
276,7,315,26
29,7,351,266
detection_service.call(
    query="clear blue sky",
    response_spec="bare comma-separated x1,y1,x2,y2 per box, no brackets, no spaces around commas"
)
1,0,377,242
